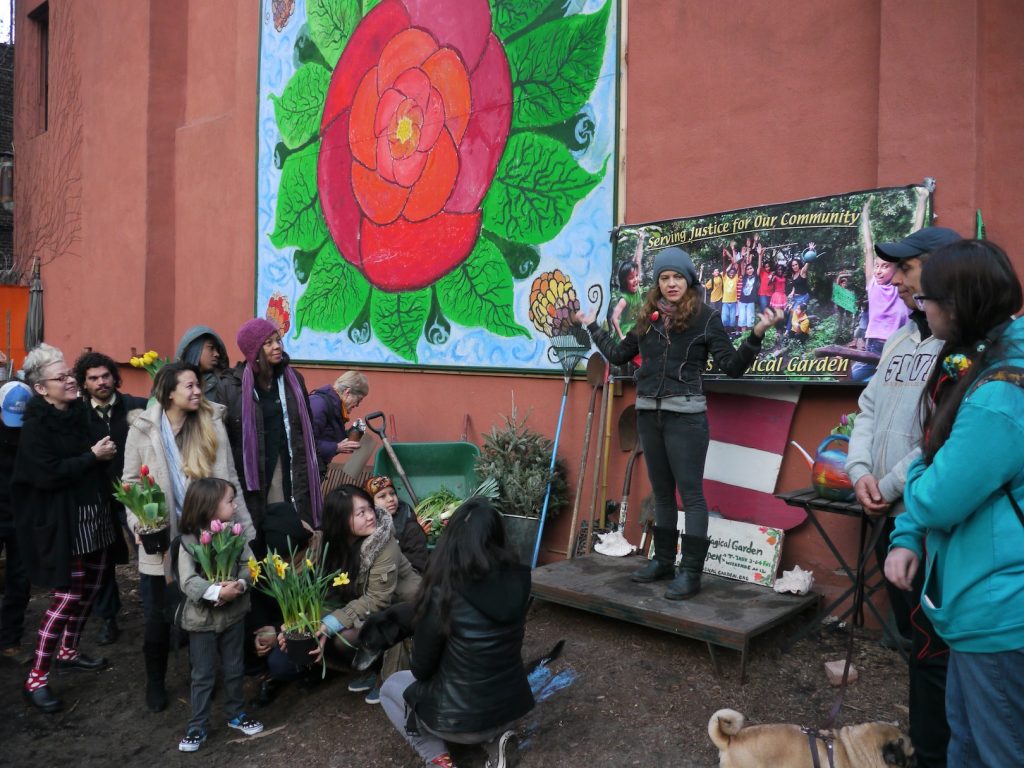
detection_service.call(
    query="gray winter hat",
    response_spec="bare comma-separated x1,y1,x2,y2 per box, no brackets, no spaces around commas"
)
653,246,698,287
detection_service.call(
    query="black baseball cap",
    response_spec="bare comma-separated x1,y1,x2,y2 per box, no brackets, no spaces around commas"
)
875,227,962,262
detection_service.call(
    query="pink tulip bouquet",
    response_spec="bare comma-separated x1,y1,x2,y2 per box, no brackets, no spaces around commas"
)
186,519,248,583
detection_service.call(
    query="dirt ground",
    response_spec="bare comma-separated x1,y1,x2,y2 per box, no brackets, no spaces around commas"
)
0,563,908,768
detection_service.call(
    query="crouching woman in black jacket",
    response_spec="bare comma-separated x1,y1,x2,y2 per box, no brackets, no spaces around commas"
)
380,498,533,768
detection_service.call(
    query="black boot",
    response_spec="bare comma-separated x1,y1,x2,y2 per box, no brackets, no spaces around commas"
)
96,618,120,646
630,527,678,583
665,534,711,600
143,641,169,712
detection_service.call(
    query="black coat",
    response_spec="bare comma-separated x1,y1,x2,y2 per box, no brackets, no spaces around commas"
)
215,360,316,531
589,303,762,397
405,564,535,734
83,391,148,565
0,423,18,533
395,500,429,574
82,391,149,482
12,397,111,588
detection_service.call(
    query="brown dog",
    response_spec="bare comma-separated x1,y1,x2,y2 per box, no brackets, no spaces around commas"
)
708,708,915,768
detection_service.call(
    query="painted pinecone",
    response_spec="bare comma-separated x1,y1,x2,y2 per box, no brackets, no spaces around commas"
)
529,270,581,338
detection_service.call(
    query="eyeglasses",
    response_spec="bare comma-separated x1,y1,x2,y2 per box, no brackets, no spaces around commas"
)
912,294,941,311
41,372,75,384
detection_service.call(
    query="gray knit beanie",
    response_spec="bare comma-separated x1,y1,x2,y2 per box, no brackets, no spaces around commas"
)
652,246,698,287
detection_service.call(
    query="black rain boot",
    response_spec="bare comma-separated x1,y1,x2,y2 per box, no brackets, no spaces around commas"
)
144,640,169,712
630,526,678,583
665,534,711,600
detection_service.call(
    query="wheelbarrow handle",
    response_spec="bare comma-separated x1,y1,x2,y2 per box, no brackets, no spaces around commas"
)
364,411,387,439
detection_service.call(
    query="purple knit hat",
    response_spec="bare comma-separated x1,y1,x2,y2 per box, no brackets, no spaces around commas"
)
237,318,279,368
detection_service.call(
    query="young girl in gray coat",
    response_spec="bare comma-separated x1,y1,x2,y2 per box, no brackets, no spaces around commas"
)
175,477,263,752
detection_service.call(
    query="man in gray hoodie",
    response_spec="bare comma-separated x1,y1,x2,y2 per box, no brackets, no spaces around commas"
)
846,224,960,768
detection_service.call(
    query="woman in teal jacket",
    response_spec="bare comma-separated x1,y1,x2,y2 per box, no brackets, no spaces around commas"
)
885,240,1024,768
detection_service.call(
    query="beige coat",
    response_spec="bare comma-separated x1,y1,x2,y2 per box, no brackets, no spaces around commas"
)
123,401,255,577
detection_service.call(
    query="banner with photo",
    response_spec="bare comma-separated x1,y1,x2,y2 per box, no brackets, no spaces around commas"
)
607,185,933,384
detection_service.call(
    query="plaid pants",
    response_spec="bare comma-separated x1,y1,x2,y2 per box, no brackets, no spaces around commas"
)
32,549,108,673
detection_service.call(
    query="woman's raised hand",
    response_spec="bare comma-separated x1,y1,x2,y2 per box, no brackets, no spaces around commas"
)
753,308,784,337
572,307,597,327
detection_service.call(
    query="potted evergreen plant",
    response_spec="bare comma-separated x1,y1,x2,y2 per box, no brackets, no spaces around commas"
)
475,408,569,565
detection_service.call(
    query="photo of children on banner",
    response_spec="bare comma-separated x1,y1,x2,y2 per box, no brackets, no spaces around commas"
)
604,185,934,383
608,233,645,340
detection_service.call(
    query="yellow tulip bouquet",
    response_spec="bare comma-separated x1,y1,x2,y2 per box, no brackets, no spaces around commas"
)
129,349,169,379
250,542,348,640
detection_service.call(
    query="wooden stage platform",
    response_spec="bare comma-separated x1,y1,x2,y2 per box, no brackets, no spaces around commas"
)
531,554,819,682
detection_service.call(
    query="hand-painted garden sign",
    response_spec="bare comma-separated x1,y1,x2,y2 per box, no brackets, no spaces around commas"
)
676,516,784,587
257,0,618,370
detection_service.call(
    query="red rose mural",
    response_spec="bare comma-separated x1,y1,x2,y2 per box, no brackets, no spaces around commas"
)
317,0,511,293
265,0,613,363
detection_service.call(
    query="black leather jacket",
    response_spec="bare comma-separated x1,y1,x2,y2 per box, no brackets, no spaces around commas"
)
588,303,762,397
404,563,534,733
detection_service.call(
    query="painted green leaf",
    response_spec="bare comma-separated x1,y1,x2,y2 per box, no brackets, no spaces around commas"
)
507,1,610,129
269,143,327,251
362,0,383,14
308,0,361,68
482,132,606,245
370,288,431,362
294,241,370,337
483,231,540,280
489,0,557,40
269,64,331,149
437,239,531,338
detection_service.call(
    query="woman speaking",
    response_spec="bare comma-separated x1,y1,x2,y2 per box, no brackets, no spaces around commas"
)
575,247,780,600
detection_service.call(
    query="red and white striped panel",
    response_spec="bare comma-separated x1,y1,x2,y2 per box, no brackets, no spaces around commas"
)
702,385,805,529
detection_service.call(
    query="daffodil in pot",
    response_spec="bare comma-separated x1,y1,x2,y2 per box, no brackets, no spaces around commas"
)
113,463,170,554
251,543,347,668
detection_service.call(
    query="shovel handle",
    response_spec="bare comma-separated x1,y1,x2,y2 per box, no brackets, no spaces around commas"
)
364,411,387,439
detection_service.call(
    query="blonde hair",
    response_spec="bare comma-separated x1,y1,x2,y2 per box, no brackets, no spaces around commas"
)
333,371,369,397
178,399,219,479
154,363,218,479
23,343,65,387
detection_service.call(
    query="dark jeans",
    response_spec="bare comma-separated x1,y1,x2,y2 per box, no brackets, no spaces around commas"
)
92,510,129,622
188,622,246,732
946,649,1024,767
0,528,31,648
876,517,949,768
91,557,121,622
636,409,710,539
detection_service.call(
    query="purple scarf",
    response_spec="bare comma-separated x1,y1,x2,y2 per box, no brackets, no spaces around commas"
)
241,364,323,527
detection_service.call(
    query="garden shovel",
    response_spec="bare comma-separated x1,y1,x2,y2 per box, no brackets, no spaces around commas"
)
364,411,418,506
562,353,605,558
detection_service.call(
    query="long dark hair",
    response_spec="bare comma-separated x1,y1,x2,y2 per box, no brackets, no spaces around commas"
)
919,240,1023,464
414,497,518,633
320,484,375,600
180,477,233,535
